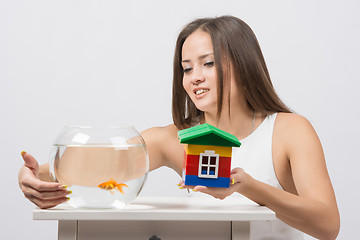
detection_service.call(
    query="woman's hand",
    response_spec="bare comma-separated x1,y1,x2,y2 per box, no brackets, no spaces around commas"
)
18,152,69,209
179,167,252,200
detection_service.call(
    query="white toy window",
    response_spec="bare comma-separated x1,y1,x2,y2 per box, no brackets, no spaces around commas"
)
198,150,219,179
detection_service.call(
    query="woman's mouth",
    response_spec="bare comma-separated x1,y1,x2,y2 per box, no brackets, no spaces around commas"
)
194,88,210,99
195,89,209,95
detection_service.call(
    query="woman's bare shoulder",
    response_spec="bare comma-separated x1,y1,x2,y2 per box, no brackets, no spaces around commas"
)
274,112,322,156
275,112,317,136
276,112,311,126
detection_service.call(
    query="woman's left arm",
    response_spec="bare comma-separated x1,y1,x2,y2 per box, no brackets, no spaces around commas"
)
186,114,340,239
243,114,340,239
265,113,340,238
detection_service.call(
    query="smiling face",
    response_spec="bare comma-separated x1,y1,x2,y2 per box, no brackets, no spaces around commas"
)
173,16,291,129
181,30,218,114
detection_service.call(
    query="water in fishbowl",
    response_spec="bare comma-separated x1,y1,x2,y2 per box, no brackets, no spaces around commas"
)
49,144,148,209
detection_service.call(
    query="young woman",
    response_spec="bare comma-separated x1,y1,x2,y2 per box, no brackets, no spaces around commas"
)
18,16,340,239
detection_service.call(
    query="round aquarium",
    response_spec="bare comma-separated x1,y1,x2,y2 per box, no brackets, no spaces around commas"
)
49,126,149,209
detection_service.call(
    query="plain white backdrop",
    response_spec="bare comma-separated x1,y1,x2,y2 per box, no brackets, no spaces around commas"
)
1,0,359,239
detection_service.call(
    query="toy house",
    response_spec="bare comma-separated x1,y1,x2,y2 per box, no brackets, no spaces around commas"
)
178,123,241,188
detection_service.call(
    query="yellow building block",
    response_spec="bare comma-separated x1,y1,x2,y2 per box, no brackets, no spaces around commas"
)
185,144,232,157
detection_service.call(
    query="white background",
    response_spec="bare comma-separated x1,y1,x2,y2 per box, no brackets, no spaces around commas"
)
1,0,359,239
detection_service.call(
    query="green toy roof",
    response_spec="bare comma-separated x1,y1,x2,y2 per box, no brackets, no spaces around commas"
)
178,123,241,147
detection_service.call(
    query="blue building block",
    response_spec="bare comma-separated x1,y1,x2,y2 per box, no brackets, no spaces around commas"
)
184,175,230,188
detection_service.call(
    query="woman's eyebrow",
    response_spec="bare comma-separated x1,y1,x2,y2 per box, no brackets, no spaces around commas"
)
182,53,214,63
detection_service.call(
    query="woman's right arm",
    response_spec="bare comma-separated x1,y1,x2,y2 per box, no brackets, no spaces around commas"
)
18,152,70,209
18,125,178,209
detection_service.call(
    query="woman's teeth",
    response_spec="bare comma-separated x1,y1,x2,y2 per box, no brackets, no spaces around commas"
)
195,89,209,95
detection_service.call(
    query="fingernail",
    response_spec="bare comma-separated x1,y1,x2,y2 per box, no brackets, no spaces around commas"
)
177,183,181,186
59,185,68,189
178,187,184,189
67,190,72,195
21,151,26,156
66,197,70,201
232,179,235,185
192,189,198,192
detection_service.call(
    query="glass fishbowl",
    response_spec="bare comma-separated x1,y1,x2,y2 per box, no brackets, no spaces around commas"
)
49,126,149,209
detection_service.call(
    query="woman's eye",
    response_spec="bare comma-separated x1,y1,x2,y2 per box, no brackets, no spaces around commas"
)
204,61,214,67
183,67,192,73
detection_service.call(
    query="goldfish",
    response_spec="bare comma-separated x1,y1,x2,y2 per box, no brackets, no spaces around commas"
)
98,178,128,195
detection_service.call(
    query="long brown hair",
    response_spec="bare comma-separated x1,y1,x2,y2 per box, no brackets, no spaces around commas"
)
172,16,291,129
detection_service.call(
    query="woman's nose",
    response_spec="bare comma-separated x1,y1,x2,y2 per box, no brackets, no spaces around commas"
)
190,67,205,85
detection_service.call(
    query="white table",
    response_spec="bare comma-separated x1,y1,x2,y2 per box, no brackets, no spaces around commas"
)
33,197,275,240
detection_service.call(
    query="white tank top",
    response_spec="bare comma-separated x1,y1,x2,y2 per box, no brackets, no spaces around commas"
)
231,113,305,240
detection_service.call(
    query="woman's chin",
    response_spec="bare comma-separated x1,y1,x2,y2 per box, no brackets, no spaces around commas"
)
194,104,217,115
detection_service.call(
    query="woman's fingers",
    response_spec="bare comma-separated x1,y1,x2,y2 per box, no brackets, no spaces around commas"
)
230,167,246,184
19,163,63,193
20,174,70,209
20,177,69,209
178,180,195,190
27,195,69,209
23,185,69,200
177,168,249,199
21,151,39,175
19,151,69,208
177,168,250,199
21,174,63,191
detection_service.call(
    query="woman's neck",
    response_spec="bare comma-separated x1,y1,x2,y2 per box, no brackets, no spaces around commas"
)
204,107,258,140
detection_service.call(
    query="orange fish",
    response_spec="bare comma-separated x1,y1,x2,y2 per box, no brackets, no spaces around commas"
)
98,178,128,195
